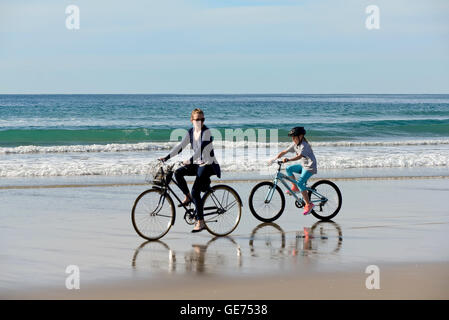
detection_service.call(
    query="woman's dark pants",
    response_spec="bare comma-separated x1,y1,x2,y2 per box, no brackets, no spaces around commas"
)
174,164,215,220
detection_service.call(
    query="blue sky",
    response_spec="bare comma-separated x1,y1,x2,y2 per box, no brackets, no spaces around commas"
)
0,0,448,93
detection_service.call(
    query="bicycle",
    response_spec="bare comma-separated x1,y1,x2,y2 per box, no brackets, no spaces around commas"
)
248,161,342,222
131,161,243,240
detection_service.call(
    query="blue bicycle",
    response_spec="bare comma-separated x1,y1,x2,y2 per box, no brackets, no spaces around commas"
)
249,161,342,222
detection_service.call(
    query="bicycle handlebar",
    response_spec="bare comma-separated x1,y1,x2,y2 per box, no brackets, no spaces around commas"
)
270,160,285,166
157,160,185,174
158,159,183,166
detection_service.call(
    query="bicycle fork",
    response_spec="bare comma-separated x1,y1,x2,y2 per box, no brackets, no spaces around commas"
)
264,182,277,203
152,192,167,215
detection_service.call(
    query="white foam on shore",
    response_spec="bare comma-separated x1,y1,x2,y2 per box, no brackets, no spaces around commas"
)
1,150,448,177
1,139,448,178
0,142,176,154
1,139,449,154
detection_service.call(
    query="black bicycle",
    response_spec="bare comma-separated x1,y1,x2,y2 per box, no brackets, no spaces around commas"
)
131,161,243,240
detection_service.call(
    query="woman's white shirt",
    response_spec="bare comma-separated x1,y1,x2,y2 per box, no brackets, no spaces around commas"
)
192,130,203,164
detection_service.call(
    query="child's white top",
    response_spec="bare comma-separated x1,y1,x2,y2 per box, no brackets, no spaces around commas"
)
286,140,317,174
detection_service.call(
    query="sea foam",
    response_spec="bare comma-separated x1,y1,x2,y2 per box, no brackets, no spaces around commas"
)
1,144,448,177
1,139,449,154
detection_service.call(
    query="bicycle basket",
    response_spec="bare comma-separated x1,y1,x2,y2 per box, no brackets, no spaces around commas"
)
145,164,166,185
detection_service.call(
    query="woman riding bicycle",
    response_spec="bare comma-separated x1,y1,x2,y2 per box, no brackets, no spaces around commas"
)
159,108,221,233
270,126,317,215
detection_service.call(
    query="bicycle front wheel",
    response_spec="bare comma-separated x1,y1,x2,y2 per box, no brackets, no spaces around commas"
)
249,181,285,222
202,185,242,236
131,188,175,240
308,180,342,221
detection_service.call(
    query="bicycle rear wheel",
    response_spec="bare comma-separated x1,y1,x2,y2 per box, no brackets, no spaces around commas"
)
202,185,242,236
308,180,342,221
248,181,285,222
131,189,175,240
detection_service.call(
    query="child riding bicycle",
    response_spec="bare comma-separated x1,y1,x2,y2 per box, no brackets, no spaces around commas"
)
269,126,317,215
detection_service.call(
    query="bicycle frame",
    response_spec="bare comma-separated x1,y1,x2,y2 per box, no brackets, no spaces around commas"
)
266,165,328,205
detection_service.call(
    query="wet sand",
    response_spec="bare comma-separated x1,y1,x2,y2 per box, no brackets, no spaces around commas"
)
5,262,449,300
1,177,449,299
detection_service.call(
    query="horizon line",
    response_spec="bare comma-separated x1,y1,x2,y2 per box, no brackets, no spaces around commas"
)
1,92,449,95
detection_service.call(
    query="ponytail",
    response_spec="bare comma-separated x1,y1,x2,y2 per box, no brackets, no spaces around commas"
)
303,137,314,151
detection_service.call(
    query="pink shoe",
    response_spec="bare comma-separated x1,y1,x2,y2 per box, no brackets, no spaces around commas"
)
303,203,315,215
286,186,300,195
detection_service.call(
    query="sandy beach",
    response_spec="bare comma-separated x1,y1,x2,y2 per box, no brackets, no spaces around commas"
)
5,262,449,300
1,176,448,299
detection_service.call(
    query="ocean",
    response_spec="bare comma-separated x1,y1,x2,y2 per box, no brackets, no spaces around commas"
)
1,94,448,180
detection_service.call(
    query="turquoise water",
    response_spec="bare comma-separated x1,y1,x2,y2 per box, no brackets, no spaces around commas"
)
1,94,448,177
1,94,449,146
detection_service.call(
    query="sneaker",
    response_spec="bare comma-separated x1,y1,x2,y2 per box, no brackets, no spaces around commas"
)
303,203,315,215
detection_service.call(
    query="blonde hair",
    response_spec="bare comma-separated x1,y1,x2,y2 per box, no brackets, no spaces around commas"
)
191,108,204,119
299,135,312,146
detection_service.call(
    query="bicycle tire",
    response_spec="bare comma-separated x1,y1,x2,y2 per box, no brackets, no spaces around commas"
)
248,181,285,222
131,188,175,240
201,185,242,237
308,180,342,221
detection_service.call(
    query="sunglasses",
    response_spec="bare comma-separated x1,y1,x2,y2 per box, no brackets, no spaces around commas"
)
192,118,205,122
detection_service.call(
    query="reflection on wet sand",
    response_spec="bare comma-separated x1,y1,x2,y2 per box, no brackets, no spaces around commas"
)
249,223,286,258
131,221,343,275
131,240,177,273
132,237,242,274
249,221,343,259
185,237,243,273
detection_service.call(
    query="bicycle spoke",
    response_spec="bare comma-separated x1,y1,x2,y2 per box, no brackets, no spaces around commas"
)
221,189,226,207
155,214,173,218
223,199,237,211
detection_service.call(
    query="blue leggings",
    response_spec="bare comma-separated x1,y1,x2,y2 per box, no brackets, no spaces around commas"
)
286,164,313,191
